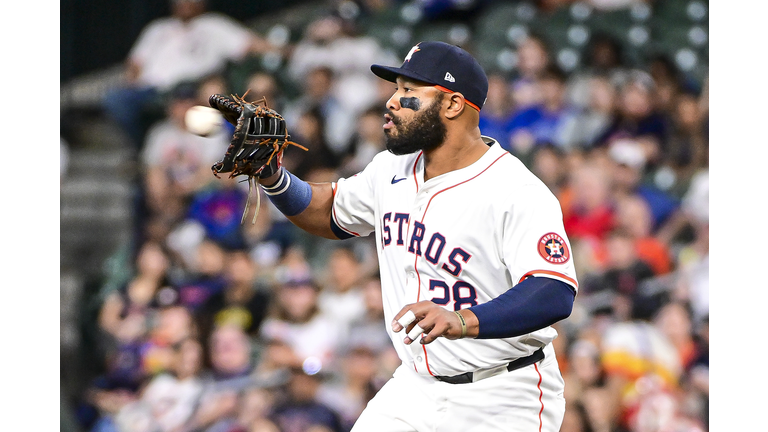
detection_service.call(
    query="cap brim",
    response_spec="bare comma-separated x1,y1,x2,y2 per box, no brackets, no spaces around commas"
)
370,64,436,86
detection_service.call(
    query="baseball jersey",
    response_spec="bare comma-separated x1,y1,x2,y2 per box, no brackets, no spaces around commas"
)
331,138,578,377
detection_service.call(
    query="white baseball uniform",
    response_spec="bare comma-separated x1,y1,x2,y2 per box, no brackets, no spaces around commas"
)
332,138,578,431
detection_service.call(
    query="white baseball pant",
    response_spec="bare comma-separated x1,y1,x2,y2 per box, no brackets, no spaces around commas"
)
350,343,566,432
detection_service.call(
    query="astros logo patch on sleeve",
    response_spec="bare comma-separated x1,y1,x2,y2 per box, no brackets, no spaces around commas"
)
537,233,570,264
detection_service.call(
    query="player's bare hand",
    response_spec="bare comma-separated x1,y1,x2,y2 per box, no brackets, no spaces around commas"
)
392,301,476,345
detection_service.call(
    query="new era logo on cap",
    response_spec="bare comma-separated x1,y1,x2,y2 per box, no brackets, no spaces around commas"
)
370,41,489,111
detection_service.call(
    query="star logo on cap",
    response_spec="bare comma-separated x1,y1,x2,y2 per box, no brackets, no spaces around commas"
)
404,45,421,62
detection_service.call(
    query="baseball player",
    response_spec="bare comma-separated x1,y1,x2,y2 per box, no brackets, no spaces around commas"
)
254,41,578,431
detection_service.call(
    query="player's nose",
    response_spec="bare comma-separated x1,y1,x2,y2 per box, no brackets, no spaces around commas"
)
386,94,400,111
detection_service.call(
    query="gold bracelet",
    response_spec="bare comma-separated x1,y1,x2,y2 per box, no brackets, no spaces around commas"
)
454,311,467,338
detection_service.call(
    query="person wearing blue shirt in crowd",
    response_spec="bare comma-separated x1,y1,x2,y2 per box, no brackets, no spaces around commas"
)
506,64,580,157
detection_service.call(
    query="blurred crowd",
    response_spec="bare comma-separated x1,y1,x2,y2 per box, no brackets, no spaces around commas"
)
68,0,709,431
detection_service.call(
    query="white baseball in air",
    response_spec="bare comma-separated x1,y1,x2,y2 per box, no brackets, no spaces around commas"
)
185,105,223,136
397,310,416,331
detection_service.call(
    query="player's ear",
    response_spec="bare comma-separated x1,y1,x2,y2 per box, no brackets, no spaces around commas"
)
443,93,466,119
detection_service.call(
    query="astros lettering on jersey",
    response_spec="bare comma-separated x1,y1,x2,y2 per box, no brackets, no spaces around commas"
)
330,137,579,377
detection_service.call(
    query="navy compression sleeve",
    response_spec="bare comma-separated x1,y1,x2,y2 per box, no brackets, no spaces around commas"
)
468,276,575,339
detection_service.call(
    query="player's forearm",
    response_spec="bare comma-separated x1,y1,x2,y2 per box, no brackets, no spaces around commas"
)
259,168,338,239
469,276,575,339
286,182,338,239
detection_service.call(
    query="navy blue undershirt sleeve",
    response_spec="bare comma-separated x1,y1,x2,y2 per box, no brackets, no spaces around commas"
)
330,218,355,240
468,276,575,339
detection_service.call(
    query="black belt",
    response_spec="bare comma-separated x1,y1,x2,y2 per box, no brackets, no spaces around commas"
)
434,347,545,385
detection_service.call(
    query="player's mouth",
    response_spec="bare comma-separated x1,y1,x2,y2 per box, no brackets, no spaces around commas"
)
383,113,395,130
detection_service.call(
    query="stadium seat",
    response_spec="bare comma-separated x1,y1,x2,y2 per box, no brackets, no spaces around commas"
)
475,1,532,46
653,0,708,24
412,22,473,48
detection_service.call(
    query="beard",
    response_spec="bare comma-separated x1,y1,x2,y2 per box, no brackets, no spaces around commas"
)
384,94,447,156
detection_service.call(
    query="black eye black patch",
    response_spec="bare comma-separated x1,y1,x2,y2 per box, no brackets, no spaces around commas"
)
400,97,421,111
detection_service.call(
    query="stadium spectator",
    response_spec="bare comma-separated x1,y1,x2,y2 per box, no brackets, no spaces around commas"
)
654,302,699,371
665,170,709,323
662,90,709,197
175,238,229,313
281,104,339,182
565,76,618,150
567,31,629,106
241,189,298,269
317,344,380,432
189,324,258,431
529,144,577,223
339,105,388,178
141,304,197,376
345,275,394,357
647,54,683,116
197,248,272,340
139,81,230,224
607,139,680,231
478,73,516,150
593,71,670,165
580,385,615,432
102,0,270,147
197,73,230,105
113,337,205,432
317,246,367,340
507,63,581,156
98,240,173,344
287,13,397,124
685,316,709,426
580,227,656,321
613,193,672,276
563,160,616,242
184,176,250,251
259,276,344,372
558,401,594,432
598,305,684,432
245,71,288,114
269,367,344,432
563,338,605,403
282,64,358,157
510,33,551,109
235,386,281,432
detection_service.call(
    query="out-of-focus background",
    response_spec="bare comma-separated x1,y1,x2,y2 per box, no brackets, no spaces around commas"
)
60,1,710,431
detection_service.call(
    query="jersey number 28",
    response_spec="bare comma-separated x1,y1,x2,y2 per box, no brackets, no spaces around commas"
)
428,279,478,310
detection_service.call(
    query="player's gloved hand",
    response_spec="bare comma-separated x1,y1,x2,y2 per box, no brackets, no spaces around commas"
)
392,301,478,345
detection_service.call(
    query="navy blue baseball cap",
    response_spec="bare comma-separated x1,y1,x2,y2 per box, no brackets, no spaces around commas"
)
371,41,488,111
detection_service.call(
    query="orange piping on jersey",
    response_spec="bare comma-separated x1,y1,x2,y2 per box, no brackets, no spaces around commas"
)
422,345,435,376
518,270,578,289
418,152,509,223
331,183,360,237
413,151,510,376
411,255,433,376
413,151,422,192
535,363,544,432
415,252,422,302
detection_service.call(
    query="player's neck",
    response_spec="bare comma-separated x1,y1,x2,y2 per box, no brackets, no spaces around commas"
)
423,129,488,181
